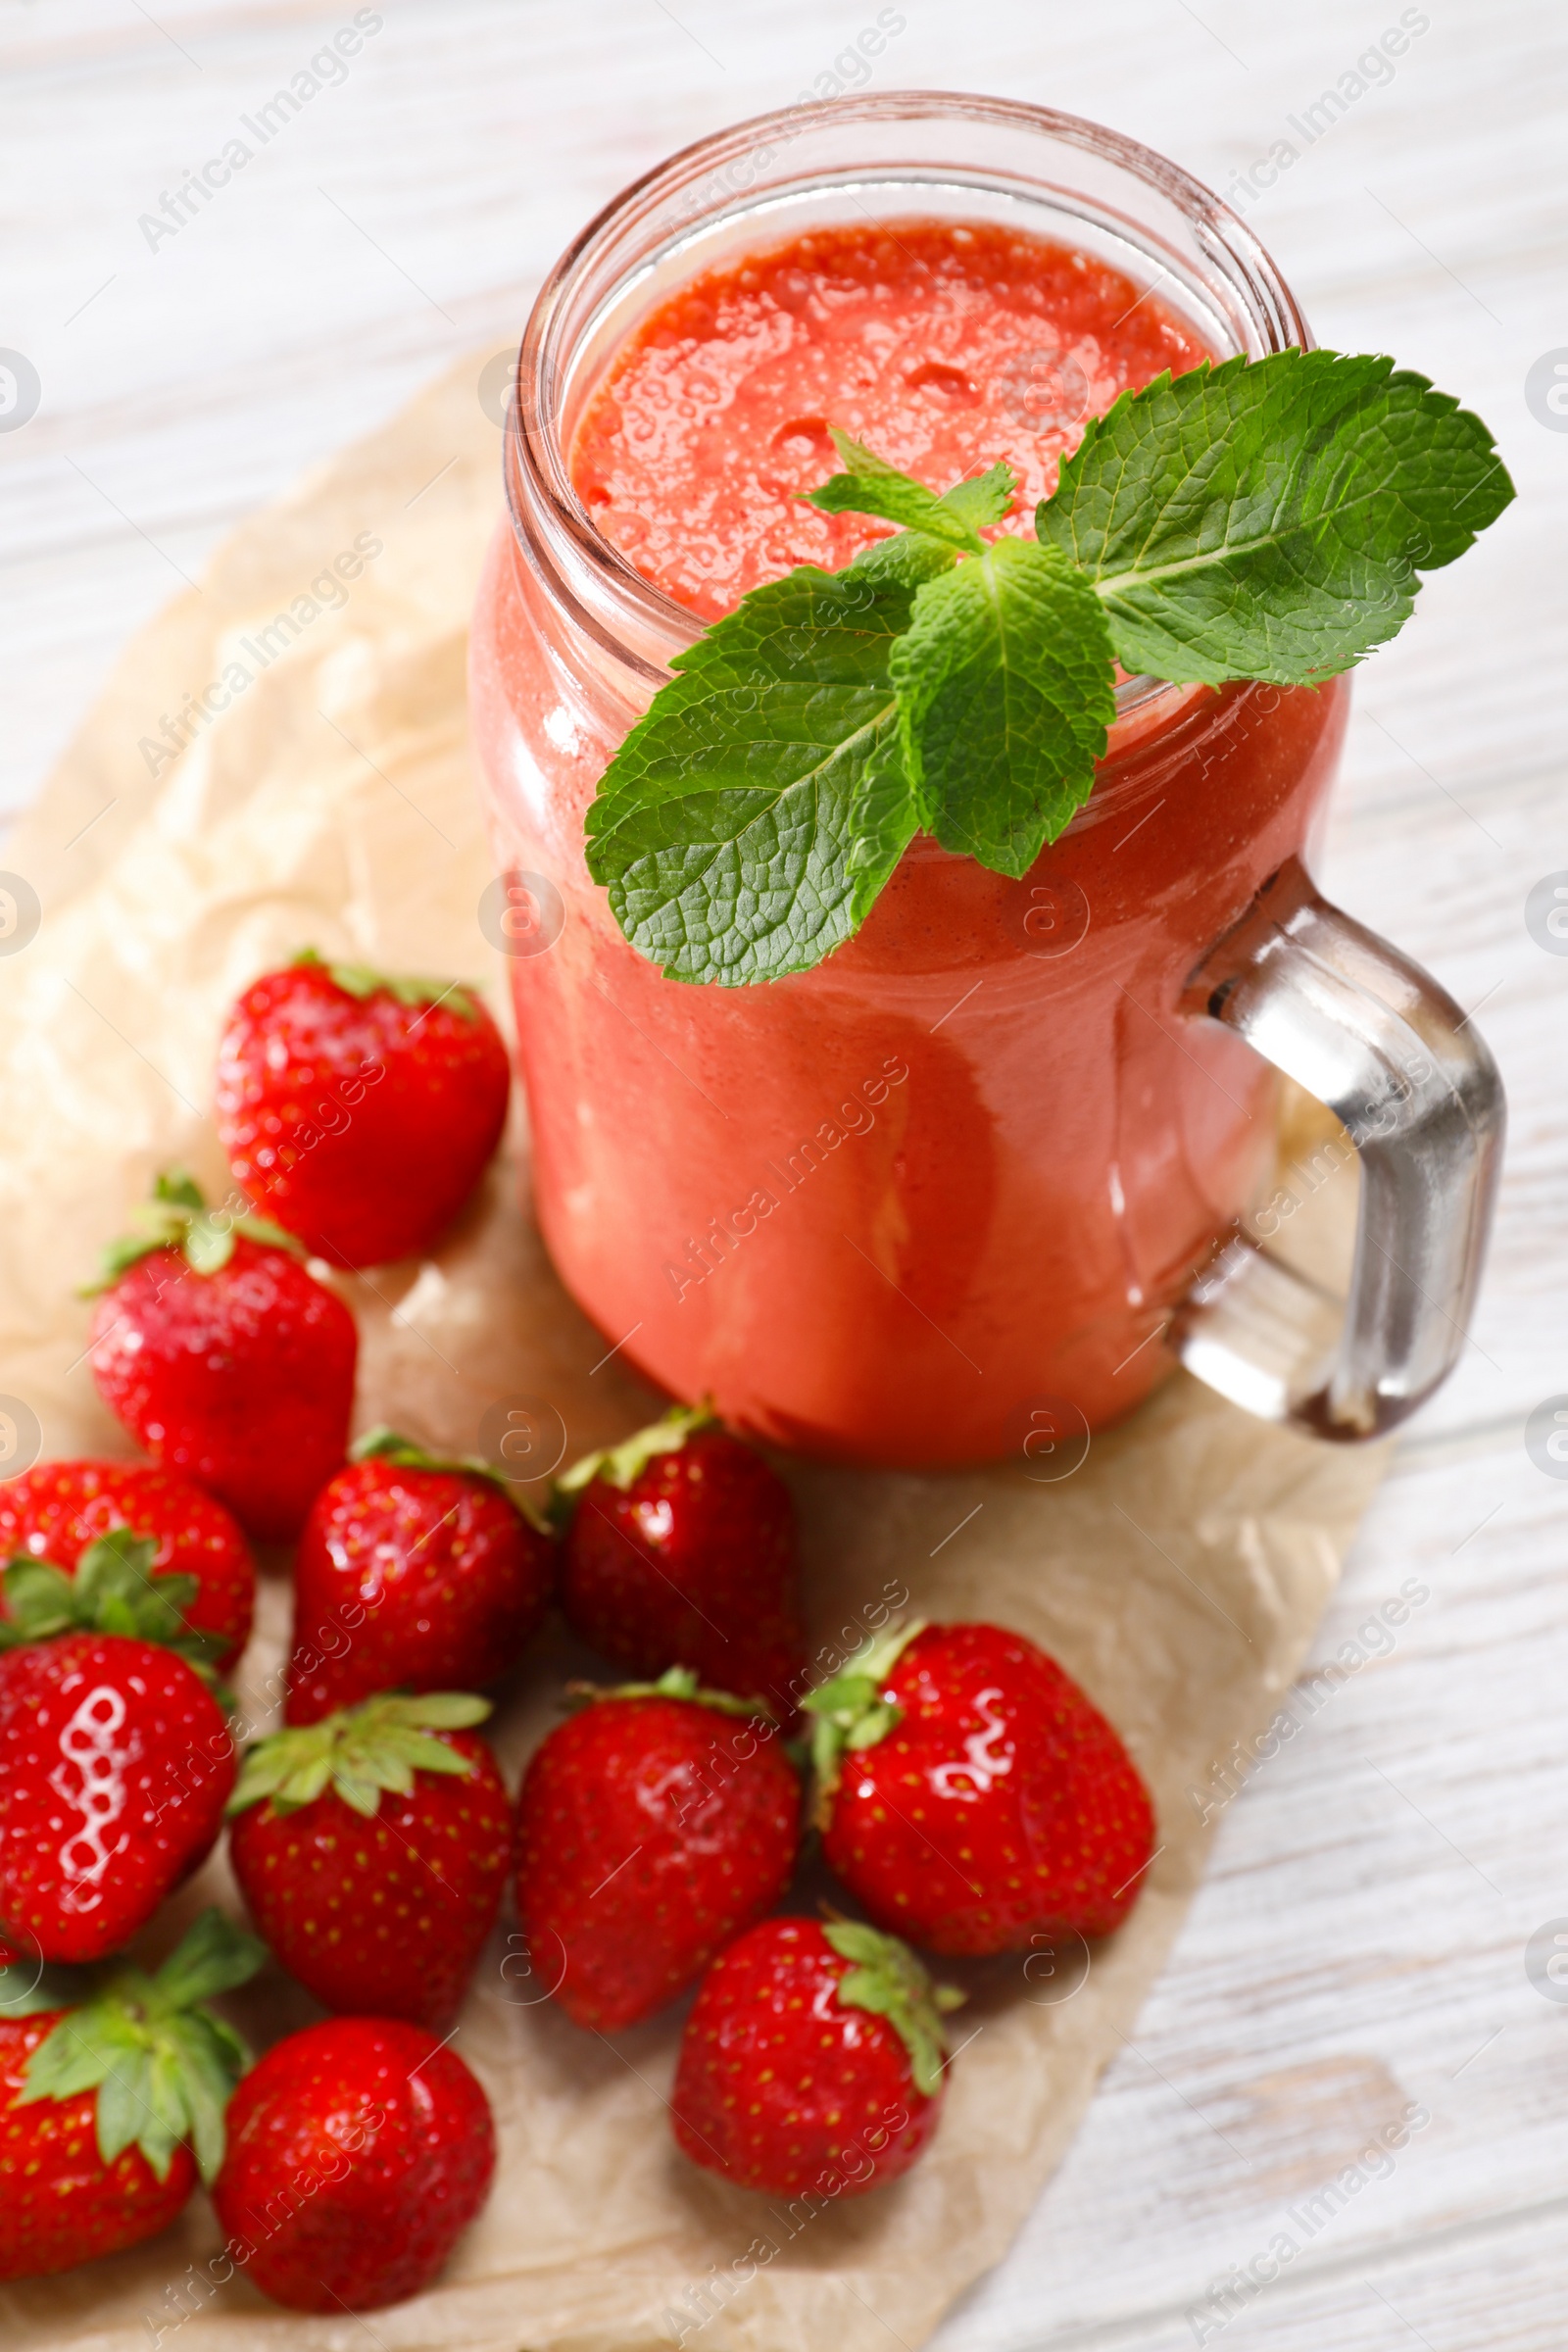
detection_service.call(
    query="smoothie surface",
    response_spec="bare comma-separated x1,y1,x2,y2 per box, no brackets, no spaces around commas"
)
570,218,1211,621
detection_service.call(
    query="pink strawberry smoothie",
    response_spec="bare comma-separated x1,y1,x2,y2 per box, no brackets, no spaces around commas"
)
469,217,1347,1464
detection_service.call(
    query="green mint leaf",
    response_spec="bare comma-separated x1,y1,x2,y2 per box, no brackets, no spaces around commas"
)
847,530,961,592
804,474,980,553
823,429,907,478
890,538,1117,876
802,432,1014,554
844,722,921,925
585,560,934,984
938,461,1017,532
1037,347,1516,685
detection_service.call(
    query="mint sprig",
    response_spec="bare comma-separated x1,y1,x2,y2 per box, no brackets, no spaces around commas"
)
1038,349,1512,684
890,539,1117,877
802,427,1011,551
584,347,1511,985
584,555,945,985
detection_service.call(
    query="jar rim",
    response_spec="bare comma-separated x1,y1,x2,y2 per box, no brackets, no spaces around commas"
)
505,88,1311,727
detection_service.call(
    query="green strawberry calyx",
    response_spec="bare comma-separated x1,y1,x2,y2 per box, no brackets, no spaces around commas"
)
802,1619,927,1823
84,1168,304,1293
553,1396,716,1509
226,1690,492,1822
350,1425,554,1536
565,1662,777,1724
0,1526,229,1688
292,946,481,1023
823,1918,964,2100
15,1906,266,2185
0,1951,82,2020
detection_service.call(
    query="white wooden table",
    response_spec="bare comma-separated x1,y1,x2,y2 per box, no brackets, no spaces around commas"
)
3,2,1566,2344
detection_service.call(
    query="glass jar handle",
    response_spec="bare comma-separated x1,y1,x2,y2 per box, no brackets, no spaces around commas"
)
1172,857,1504,1440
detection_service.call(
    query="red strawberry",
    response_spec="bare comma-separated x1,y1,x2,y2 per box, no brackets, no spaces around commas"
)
227,1693,511,2031
0,1631,236,1962
515,1668,800,2032
0,1907,264,2282
0,1459,254,1671
558,1403,807,1722
215,950,512,1269
212,2015,496,2312
672,1916,959,2197
86,1171,357,1543
285,1431,555,1725
808,1621,1155,1956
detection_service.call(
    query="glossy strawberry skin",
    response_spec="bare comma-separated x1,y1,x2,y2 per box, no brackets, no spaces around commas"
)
672,1918,941,2197
516,1694,800,2033
0,1633,235,1964
822,1622,1155,1957
215,961,512,1270
229,1729,512,2031
0,1459,255,1673
0,2009,197,2281
87,1239,357,1544
285,1461,555,1725
213,2017,496,2312
561,1429,807,1721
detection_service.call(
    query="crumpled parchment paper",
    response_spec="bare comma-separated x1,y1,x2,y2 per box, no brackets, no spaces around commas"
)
0,352,1387,2352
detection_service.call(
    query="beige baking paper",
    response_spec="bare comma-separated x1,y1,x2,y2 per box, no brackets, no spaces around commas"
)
0,354,1387,2352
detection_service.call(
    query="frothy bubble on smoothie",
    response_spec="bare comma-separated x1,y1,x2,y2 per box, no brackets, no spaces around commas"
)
570,219,1212,622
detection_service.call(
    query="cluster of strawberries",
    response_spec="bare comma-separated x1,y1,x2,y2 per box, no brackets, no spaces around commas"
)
0,952,1157,2314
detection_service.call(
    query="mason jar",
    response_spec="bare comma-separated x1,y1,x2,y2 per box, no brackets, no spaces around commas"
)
468,92,1501,1466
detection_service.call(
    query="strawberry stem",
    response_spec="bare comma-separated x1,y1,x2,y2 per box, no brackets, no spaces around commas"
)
564,1662,777,1724
291,946,480,1022
15,1907,266,2183
349,1426,554,1536
0,1526,229,1688
822,1918,963,2099
801,1619,926,1824
227,1690,492,1822
82,1168,303,1293
552,1396,716,1509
